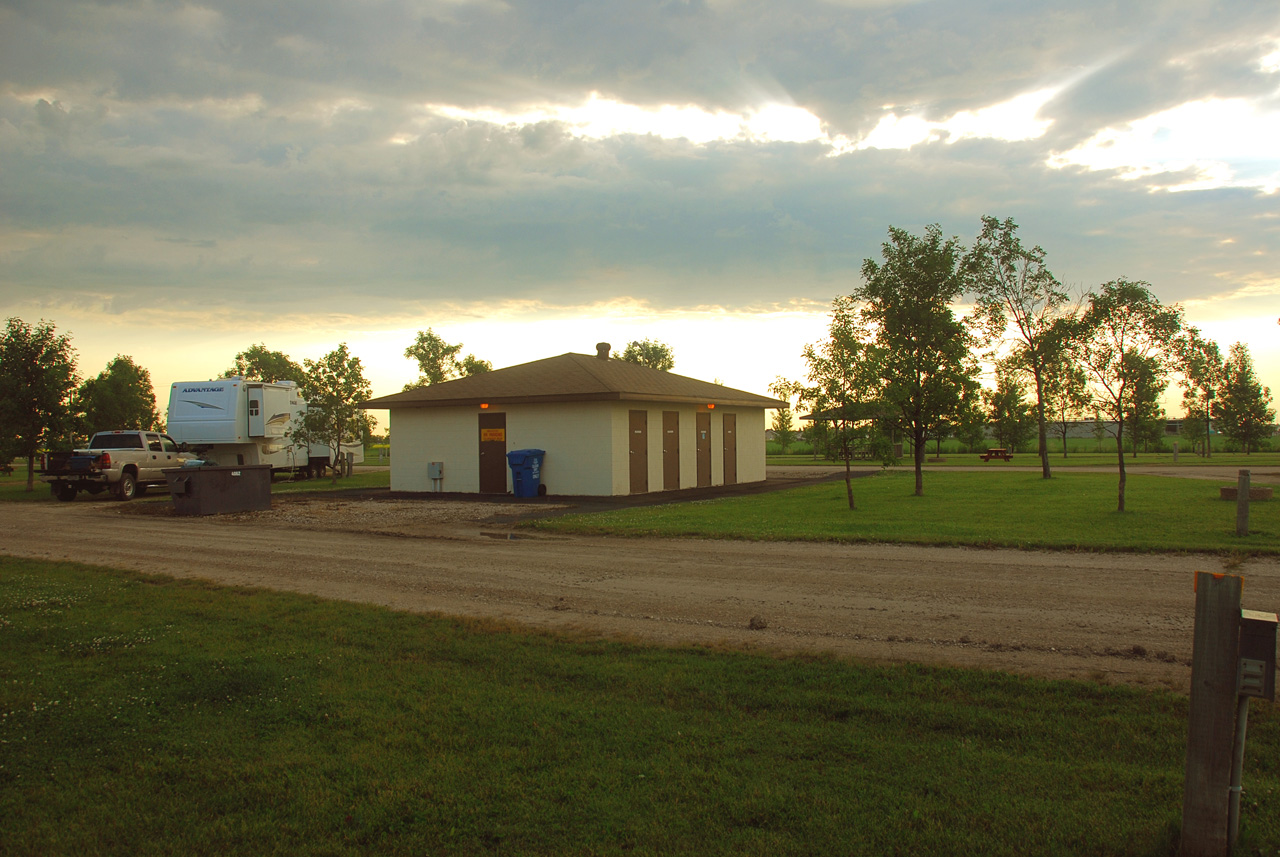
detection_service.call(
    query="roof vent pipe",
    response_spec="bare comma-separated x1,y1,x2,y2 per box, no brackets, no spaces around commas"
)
595,342,611,360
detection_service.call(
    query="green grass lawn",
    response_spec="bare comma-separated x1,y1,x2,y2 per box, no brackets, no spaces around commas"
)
768,450,1280,469
4,556,1277,856
534,470,1280,554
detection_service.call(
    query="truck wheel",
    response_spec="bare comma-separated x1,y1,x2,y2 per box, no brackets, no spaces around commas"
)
53,483,77,502
115,472,137,501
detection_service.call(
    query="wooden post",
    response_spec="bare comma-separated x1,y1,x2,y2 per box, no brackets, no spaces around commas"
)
1179,572,1242,857
1236,470,1250,537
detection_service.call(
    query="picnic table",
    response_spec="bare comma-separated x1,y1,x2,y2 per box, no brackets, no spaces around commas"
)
979,448,1012,462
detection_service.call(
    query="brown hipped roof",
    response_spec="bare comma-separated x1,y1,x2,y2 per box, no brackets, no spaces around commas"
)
362,352,786,410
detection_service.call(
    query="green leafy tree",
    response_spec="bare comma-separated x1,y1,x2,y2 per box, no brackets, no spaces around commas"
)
620,339,676,372
964,215,1069,478
926,417,952,458
802,420,830,461
293,344,374,484
799,297,884,509
458,354,494,378
404,329,491,390
225,344,303,383
1180,401,1212,455
1067,280,1183,511
1041,350,1089,457
855,224,979,496
0,318,79,491
953,386,989,453
1173,328,1223,458
75,356,162,436
770,408,796,453
1216,342,1275,453
1121,356,1166,457
983,366,1035,452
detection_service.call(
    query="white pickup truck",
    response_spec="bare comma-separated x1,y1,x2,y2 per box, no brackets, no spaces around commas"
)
40,431,190,501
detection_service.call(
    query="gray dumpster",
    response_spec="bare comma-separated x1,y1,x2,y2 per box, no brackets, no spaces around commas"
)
163,464,272,516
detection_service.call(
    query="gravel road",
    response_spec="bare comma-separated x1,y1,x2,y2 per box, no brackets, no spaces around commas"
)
5,478,1278,692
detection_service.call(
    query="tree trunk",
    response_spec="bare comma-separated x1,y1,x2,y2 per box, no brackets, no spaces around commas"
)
1116,419,1127,513
1033,366,1051,479
844,455,855,510
25,456,36,492
913,426,926,496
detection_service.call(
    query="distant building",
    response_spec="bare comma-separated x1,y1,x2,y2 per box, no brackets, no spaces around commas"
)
361,343,785,496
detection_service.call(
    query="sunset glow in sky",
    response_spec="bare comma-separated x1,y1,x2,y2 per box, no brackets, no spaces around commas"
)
1,1,1277,418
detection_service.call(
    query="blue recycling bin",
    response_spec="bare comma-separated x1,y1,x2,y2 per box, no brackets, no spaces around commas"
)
506,449,545,498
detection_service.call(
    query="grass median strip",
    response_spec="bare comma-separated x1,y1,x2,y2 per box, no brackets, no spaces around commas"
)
532,470,1280,554
3,556,1278,856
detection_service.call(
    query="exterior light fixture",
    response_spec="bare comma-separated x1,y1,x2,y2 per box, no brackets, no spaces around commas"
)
480,403,489,409
707,403,716,409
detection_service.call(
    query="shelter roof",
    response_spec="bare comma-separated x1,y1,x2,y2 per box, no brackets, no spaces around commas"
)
362,352,787,410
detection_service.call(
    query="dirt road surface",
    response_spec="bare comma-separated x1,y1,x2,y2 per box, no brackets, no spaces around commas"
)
5,476,1278,693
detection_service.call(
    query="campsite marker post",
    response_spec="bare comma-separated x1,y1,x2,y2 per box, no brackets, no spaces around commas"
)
1236,470,1250,537
1179,572,1240,857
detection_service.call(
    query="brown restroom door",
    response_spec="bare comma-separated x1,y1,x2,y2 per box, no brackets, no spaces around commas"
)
478,412,507,493
662,411,680,491
722,413,737,485
629,410,648,494
696,412,711,487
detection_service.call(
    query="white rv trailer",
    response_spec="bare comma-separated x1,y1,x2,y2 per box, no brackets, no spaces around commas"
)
167,378,363,476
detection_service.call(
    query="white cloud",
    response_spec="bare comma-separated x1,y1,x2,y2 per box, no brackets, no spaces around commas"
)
1260,43,1280,73
418,86,1057,155
743,103,826,143
843,112,939,151
419,93,834,147
426,93,761,145
1049,98,1280,193
834,87,1058,153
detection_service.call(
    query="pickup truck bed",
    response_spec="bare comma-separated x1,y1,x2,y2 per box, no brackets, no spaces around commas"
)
41,431,189,501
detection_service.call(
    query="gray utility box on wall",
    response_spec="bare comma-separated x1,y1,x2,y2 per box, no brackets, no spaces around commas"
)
163,464,273,516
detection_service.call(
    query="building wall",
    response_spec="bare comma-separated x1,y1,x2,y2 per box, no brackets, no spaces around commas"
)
733,407,768,484
388,401,767,496
509,402,614,496
389,408,480,493
606,404,767,492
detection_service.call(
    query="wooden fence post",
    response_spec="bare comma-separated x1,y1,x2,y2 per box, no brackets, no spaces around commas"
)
1236,470,1250,537
1179,572,1243,857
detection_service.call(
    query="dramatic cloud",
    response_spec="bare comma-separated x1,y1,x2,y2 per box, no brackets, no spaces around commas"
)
0,0,1277,398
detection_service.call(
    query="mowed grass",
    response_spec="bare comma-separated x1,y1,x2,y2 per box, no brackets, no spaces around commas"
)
534,470,1280,554
767,450,1280,469
4,557,1279,857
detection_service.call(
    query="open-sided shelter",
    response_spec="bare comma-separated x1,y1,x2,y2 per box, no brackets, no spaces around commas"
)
361,343,786,496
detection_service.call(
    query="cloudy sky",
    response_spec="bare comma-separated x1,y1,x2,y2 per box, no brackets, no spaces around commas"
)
2,0,1278,416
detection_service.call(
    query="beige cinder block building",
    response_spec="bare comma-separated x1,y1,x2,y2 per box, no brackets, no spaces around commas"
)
361,343,786,496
